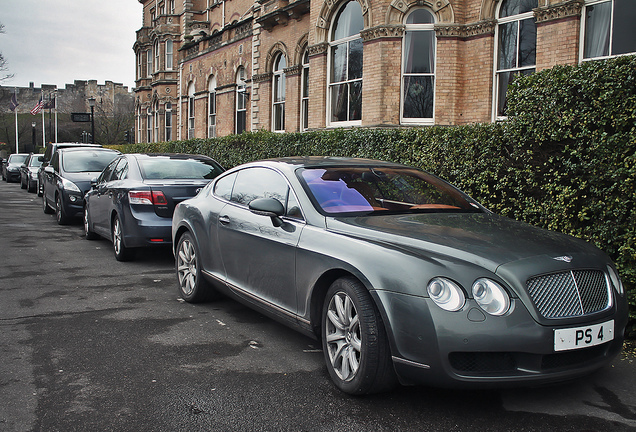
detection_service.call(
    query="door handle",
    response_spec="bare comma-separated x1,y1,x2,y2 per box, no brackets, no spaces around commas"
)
219,215,230,225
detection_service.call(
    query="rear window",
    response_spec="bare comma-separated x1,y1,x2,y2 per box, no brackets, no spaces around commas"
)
138,157,224,180
8,154,28,164
62,151,119,173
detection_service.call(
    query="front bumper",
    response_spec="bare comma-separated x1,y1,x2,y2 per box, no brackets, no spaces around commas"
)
375,290,628,388
6,169,20,182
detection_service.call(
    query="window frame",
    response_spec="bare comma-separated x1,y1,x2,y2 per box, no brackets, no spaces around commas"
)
580,0,636,61
327,0,364,128
236,67,247,134
208,76,217,138
165,39,173,70
400,8,436,125
188,83,195,139
492,0,537,121
165,102,172,142
272,53,287,132
300,49,309,131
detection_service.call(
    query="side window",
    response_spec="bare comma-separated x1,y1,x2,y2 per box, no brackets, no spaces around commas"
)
98,159,119,183
214,172,237,201
112,159,129,180
50,152,60,172
231,168,289,208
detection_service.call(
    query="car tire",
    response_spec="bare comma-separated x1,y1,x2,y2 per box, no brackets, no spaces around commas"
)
84,207,98,240
42,190,54,214
55,195,70,225
20,177,26,189
322,277,397,395
27,180,35,193
112,215,133,261
176,232,219,303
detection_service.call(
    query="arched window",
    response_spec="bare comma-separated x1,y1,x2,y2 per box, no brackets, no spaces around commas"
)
137,106,142,143
402,9,436,123
328,1,364,125
236,67,247,134
208,76,217,138
165,102,172,141
494,0,537,119
582,0,636,60
272,53,286,132
188,82,195,139
300,49,309,131
165,39,173,70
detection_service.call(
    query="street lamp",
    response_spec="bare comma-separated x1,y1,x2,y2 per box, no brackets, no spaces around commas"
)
88,97,96,144
31,122,36,152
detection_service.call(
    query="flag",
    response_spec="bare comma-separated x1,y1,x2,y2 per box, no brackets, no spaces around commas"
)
43,97,56,109
10,93,19,111
31,98,44,115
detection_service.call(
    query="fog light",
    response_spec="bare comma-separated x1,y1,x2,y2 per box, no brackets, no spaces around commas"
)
69,195,78,202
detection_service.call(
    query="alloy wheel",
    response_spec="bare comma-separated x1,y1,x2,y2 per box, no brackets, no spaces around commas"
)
325,291,362,382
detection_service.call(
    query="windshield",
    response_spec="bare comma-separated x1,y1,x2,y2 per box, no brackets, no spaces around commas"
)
8,154,28,165
298,166,482,215
138,157,224,180
62,150,119,173
29,156,43,167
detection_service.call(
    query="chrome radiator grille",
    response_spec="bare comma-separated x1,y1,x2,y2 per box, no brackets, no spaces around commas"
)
526,270,610,319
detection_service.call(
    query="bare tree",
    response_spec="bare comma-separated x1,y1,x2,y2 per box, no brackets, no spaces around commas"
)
0,23,15,82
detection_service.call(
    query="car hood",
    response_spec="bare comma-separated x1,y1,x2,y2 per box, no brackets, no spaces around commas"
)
64,172,102,193
326,212,598,273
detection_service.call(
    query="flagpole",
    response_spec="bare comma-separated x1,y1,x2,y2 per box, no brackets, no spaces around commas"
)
14,88,19,153
54,90,58,143
41,90,46,146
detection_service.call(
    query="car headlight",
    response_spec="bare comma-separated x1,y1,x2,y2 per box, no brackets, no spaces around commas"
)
61,178,81,193
607,265,624,295
427,277,465,312
472,278,510,316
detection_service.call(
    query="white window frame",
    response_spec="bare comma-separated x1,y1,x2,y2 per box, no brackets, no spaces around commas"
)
300,49,309,131
208,76,217,138
580,0,636,61
146,49,152,78
146,106,153,143
154,40,161,72
188,83,195,139
400,8,436,125
492,1,537,121
272,53,286,132
154,101,160,142
165,40,173,71
165,102,172,142
236,67,247,134
327,1,364,128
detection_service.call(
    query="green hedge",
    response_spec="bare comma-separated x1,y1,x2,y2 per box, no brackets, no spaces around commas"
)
113,55,635,335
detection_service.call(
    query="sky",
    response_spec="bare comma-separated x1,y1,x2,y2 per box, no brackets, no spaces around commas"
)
1,0,143,91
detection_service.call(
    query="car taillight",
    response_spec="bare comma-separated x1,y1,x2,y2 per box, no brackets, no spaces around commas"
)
129,190,168,205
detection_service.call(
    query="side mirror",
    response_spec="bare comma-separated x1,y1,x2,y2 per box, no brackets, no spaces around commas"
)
44,166,55,174
249,198,285,227
90,177,98,189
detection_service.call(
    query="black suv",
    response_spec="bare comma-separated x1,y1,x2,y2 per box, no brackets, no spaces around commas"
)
41,147,120,224
37,142,102,196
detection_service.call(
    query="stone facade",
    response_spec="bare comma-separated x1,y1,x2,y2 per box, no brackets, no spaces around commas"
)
133,0,600,142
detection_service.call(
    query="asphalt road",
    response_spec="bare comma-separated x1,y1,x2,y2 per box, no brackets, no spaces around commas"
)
1,180,635,432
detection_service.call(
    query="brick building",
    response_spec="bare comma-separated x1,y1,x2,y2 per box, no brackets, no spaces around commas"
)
133,0,635,143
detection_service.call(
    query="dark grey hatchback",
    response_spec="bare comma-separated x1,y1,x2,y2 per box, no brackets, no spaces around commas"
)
85,153,224,261
171,157,628,395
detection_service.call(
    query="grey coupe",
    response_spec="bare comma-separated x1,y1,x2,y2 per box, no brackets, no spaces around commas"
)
171,157,628,394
